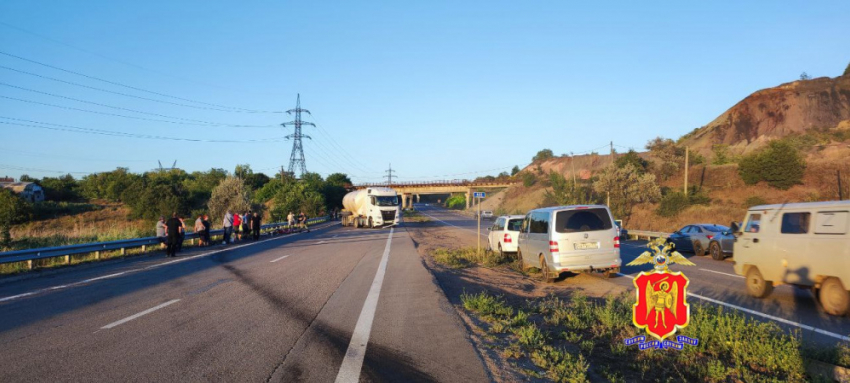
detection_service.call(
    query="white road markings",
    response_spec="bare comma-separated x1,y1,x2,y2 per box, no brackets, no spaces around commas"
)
616,273,849,342
100,299,180,330
335,228,395,383
270,255,290,263
699,268,744,279
0,222,339,304
316,241,328,245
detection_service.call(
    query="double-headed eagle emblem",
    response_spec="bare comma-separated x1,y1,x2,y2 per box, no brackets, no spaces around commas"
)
627,238,694,341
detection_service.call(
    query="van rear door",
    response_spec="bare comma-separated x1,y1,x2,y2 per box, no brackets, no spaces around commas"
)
552,208,617,265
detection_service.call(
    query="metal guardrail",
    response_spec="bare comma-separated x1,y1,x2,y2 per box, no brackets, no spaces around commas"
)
354,179,519,188
627,230,671,241
0,217,329,267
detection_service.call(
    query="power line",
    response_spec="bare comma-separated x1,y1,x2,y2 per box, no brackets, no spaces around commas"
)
0,116,288,143
0,65,274,113
0,21,281,99
0,83,279,127
0,148,148,163
0,50,284,113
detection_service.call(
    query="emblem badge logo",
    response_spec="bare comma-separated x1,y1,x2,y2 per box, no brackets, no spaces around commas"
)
625,238,699,347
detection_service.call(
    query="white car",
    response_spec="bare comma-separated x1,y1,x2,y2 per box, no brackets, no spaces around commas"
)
487,215,524,256
477,211,494,219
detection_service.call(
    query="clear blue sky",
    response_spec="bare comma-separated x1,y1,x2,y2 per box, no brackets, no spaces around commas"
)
1,1,848,183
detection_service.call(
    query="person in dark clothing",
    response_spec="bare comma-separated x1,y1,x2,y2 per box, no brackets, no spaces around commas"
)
165,213,182,257
176,216,186,252
251,212,261,240
202,214,211,245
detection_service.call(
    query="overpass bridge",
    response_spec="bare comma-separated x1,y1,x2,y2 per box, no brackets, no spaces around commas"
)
353,180,517,209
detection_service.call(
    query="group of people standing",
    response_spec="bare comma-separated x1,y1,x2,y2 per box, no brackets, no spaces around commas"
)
155,210,263,257
223,210,261,244
287,211,310,232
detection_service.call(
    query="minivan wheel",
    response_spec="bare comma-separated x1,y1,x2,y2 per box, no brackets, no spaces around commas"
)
693,241,705,257
539,256,556,283
498,243,504,259
820,278,850,316
709,242,724,261
518,249,531,271
603,267,619,279
746,267,773,298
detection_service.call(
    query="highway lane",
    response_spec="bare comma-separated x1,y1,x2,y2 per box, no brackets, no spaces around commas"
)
0,221,489,382
415,203,850,345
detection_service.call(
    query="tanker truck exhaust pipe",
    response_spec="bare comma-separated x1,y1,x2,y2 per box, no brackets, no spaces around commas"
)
340,187,401,228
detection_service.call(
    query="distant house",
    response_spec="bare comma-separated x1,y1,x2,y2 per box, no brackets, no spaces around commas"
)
0,180,44,202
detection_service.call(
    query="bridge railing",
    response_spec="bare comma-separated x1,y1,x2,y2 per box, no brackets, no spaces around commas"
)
0,217,330,269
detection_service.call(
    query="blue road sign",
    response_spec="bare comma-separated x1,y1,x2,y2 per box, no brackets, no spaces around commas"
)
473,192,486,198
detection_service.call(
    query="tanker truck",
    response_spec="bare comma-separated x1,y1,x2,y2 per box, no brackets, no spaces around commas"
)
341,187,401,228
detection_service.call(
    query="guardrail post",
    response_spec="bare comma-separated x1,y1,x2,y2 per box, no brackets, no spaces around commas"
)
94,251,100,260
63,255,70,265
141,245,147,252
26,260,32,270
120,248,126,256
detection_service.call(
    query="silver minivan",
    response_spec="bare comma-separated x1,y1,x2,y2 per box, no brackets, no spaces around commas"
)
518,205,622,282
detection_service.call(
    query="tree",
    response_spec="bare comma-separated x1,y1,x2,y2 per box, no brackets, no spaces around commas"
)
323,173,352,211
0,189,29,249
532,149,554,163
845,61,850,77
40,174,82,201
738,140,806,190
271,180,325,220
800,72,811,80
645,137,686,180
208,176,253,226
80,168,140,202
511,166,520,176
545,171,595,206
19,174,36,182
614,149,649,174
593,164,661,224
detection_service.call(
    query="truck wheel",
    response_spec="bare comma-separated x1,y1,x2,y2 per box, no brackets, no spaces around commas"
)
693,240,705,257
368,217,373,228
709,242,724,261
745,267,773,298
820,278,850,316
354,219,359,229
539,256,556,283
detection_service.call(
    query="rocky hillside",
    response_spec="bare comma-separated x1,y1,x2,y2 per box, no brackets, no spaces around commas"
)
680,74,850,156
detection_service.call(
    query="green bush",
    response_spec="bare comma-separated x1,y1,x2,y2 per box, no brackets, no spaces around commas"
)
712,144,734,165
657,192,690,217
522,172,537,187
738,140,806,190
745,195,768,207
445,194,466,209
532,149,554,163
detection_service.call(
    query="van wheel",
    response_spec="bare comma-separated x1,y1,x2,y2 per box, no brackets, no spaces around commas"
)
498,244,504,259
746,267,773,298
518,249,530,271
820,278,850,316
539,256,556,283
603,267,619,279
709,242,724,261
693,241,705,257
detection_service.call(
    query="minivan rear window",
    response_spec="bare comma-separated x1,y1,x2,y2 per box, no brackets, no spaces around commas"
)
555,208,612,233
507,219,523,232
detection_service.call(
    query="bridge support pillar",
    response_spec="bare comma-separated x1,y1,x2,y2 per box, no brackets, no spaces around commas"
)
466,189,471,209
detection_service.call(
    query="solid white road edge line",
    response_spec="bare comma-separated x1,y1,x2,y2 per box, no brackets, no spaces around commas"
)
699,268,745,279
616,273,850,342
0,222,338,303
270,255,290,263
100,299,180,330
334,227,394,383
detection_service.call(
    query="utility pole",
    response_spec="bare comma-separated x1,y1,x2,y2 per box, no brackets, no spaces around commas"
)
684,146,689,195
384,163,396,185
282,94,315,178
610,141,615,164
570,152,576,186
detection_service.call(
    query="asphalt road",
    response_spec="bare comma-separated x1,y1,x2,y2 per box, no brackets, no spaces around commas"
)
0,220,489,382
415,203,850,346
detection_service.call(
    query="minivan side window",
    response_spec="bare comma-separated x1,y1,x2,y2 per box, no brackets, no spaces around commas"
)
530,212,549,234
815,211,849,235
744,214,761,233
781,212,810,234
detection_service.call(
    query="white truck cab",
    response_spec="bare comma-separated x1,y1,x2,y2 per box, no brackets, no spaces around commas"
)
341,187,401,228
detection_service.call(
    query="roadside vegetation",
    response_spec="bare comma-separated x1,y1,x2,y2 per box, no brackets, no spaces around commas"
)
1,166,351,253
432,247,514,269
402,209,430,223
460,290,845,382
444,194,466,209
